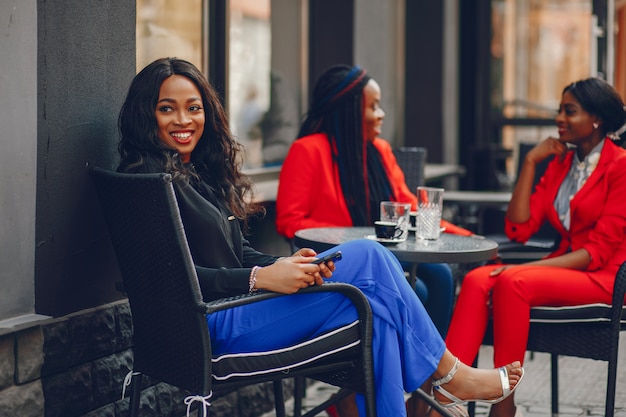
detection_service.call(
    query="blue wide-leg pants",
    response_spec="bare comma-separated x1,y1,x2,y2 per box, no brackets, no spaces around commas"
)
207,239,445,416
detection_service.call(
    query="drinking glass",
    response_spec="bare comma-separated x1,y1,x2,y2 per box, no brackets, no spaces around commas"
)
415,186,444,240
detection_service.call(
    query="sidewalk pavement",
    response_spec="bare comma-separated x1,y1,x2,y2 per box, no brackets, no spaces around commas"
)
262,342,626,417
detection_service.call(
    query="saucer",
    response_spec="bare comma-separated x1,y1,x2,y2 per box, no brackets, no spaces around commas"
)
408,226,446,233
366,235,407,245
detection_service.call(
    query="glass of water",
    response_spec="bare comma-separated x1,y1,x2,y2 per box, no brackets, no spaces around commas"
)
415,186,444,240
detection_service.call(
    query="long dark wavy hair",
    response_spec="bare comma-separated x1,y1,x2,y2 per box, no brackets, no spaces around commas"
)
298,65,394,225
563,78,626,145
117,57,259,223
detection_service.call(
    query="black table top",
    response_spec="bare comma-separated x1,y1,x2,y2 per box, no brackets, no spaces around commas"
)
294,227,499,264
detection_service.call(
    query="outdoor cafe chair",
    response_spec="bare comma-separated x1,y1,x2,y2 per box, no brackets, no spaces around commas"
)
89,167,380,417
392,146,427,284
473,261,626,417
393,146,427,193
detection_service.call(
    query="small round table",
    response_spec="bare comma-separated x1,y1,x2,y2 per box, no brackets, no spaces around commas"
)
294,227,499,264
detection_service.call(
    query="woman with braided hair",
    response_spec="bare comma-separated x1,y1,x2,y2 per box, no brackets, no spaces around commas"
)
276,65,470,338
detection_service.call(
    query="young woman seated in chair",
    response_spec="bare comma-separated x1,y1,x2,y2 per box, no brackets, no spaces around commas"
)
116,57,524,417
438,78,626,417
275,65,474,340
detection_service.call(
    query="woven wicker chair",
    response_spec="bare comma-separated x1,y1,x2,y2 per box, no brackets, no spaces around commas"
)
474,261,626,417
393,146,427,192
391,147,427,285
90,167,377,417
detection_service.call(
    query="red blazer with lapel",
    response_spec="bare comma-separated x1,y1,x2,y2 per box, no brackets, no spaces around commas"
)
276,133,469,239
505,139,626,293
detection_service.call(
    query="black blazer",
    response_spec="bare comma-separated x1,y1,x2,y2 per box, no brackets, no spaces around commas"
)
120,159,278,301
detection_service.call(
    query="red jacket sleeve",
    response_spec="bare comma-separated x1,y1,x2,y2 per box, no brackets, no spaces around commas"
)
504,158,558,243
276,134,353,239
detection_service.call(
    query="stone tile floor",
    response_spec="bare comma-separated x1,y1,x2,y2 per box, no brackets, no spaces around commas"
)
262,343,626,417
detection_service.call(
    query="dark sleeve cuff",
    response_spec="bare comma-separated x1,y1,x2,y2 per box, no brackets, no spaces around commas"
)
195,266,252,301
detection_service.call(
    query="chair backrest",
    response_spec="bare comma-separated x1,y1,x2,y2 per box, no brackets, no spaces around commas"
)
90,167,211,394
393,147,427,193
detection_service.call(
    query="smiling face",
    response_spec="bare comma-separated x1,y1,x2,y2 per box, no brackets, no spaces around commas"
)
555,90,600,147
362,79,385,142
155,75,205,162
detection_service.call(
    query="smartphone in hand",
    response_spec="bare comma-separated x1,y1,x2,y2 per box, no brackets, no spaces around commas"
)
311,250,343,265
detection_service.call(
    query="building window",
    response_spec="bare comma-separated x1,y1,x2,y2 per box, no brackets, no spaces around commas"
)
491,0,595,178
617,1,626,98
229,0,272,168
229,0,307,169
136,0,307,170
136,0,205,72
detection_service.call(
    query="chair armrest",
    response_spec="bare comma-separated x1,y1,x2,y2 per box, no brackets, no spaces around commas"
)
200,283,374,365
201,282,372,319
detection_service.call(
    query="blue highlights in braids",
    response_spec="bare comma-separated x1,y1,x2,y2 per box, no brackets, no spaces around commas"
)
316,66,366,109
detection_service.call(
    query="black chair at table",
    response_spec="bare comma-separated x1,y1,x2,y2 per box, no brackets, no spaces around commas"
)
90,167,379,417
471,261,626,417
392,146,427,285
393,146,427,193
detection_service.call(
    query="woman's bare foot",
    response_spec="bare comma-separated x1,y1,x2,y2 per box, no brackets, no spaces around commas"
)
431,351,523,406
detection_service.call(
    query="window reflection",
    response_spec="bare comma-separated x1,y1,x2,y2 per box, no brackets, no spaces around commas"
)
493,0,592,119
229,0,271,168
135,0,305,169
136,0,204,71
492,0,593,180
617,2,626,99
229,0,303,169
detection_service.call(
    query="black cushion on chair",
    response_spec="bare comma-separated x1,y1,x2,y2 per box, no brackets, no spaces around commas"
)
212,320,360,383
530,303,626,324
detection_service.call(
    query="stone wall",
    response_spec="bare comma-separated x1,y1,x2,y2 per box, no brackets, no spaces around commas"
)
0,300,289,417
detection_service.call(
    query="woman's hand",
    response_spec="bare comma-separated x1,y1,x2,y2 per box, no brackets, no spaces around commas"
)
292,247,317,257
489,265,512,276
255,248,336,293
289,247,336,277
526,137,568,165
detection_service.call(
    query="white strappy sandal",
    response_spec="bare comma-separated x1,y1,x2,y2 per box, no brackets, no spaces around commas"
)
432,357,525,410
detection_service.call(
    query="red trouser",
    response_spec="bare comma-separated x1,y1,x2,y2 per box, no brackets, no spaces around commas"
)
445,264,612,367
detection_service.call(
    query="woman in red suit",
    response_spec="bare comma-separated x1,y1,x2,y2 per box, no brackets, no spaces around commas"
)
443,78,626,417
276,65,470,337
275,65,468,238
